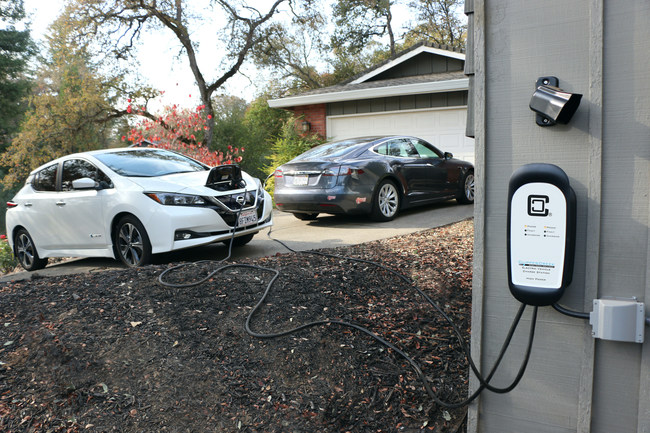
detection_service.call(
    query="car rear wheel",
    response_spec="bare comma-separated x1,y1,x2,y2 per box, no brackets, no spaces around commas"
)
114,216,151,267
14,228,48,271
371,180,400,221
457,170,475,204
222,233,255,247
293,213,319,221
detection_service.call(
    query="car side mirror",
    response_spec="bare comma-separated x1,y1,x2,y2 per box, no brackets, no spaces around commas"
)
72,177,98,190
444,152,453,160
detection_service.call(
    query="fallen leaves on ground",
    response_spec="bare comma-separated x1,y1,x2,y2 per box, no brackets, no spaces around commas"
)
0,219,473,432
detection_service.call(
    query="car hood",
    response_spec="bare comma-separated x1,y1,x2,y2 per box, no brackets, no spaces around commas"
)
126,170,259,195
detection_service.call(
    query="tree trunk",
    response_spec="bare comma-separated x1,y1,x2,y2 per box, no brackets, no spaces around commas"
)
386,3,396,56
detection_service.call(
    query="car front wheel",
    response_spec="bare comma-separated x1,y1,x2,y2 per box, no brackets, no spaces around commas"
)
114,216,152,267
371,180,400,221
14,228,48,271
457,170,475,204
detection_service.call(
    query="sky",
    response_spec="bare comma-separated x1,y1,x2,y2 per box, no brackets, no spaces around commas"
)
22,0,414,108
23,0,264,107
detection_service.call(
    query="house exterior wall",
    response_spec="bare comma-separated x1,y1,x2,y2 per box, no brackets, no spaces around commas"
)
289,104,327,137
287,92,469,140
326,91,468,116
469,1,650,432
370,53,464,81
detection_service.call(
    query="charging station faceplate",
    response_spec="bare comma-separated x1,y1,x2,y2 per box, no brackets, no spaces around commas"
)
507,164,576,306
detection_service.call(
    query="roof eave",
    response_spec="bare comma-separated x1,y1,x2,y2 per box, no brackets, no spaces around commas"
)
268,78,469,109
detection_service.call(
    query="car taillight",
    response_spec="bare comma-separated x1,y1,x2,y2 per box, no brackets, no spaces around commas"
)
338,166,365,178
6,201,18,208
274,169,283,178
336,166,364,186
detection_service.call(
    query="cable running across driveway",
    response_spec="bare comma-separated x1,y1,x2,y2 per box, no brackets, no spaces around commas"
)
157,184,538,408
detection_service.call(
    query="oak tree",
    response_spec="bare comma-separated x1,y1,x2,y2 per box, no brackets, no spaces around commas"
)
331,0,399,57
66,0,287,147
405,0,466,49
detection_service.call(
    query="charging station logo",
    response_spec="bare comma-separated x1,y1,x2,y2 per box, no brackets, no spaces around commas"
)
528,195,549,217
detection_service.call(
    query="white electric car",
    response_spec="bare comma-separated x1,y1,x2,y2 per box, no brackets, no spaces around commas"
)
5,147,273,270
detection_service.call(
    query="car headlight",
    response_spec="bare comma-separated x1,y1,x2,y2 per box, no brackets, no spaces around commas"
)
145,192,207,206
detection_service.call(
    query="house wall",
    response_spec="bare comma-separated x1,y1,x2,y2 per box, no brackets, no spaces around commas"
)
288,92,469,140
370,53,465,81
289,104,327,137
327,91,468,116
469,1,650,432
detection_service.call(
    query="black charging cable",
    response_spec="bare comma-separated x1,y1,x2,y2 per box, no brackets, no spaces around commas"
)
552,302,589,320
263,227,540,404
553,302,650,327
158,176,540,409
158,180,250,282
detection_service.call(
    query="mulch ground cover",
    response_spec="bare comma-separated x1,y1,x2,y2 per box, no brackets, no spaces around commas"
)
0,219,473,432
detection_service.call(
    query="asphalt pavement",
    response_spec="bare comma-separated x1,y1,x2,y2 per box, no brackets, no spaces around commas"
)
0,202,473,283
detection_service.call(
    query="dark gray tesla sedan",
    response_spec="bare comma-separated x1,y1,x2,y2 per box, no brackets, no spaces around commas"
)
273,136,474,222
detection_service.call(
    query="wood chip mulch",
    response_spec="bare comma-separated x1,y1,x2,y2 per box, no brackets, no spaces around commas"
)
0,219,473,432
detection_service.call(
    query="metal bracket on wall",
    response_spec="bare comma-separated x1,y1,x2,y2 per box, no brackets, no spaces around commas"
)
533,76,559,126
529,76,582,127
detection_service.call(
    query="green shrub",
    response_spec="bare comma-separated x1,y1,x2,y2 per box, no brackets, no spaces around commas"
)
0,235,16,274
263,118,325,200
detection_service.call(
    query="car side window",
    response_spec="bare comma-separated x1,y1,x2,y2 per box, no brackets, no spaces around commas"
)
32,164,58,192
375,143,388,155
62,159,112,191
411,139,442,159
385,139,417,158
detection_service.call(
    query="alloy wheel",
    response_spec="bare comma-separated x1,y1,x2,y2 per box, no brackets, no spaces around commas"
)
118,222,144,266
464,173,475,202
16,233,35,269
378,183,399,218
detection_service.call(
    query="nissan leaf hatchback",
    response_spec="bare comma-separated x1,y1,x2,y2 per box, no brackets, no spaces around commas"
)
6,147,273,270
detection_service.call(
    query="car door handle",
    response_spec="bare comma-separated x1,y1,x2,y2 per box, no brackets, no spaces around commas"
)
24,202,32,207
56,201,66,206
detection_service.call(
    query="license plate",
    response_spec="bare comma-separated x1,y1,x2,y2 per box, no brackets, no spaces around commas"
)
238,209,258,227
292,175,309,186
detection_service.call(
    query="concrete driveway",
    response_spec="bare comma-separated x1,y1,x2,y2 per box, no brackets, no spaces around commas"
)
0,202,473,282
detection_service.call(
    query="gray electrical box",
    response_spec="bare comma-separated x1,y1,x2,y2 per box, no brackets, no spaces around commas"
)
589,299,645,343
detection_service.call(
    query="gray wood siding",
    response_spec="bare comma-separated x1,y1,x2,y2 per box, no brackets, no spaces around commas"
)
369,53,464,81
471,0,650,432
326,91,468,116
594,2,650,432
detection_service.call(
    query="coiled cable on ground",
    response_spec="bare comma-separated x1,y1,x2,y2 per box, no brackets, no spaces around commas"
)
157,182,539,408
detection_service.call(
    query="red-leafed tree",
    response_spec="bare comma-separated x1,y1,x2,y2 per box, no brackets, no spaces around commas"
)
124,101,243,167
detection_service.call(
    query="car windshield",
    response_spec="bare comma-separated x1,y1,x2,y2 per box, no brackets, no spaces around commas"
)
94,149,208,177
292,138,373,161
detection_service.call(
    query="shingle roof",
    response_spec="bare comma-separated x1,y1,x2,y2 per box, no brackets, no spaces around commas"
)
268,42,468,108
292,71,467,98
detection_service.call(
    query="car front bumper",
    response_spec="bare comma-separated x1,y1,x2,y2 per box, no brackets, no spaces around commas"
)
141,190,274,254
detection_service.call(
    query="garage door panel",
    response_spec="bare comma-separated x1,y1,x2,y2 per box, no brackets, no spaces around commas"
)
327,108,475,164
440,133,461,151
415,112,435,128
437,110,460,125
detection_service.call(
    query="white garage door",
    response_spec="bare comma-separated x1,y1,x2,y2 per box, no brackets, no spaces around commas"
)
326,107,475,164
